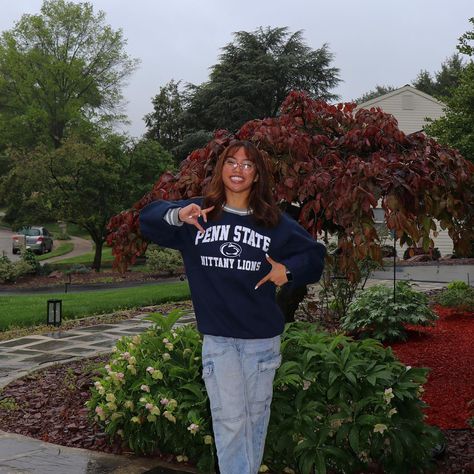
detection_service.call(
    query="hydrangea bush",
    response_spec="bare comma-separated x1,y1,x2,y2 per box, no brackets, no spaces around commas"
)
86,309,216,471
88,313,441,473
0,254,35,283
265,323,441,473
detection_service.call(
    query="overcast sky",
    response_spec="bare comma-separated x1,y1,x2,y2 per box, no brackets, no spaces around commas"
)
1,1,472,138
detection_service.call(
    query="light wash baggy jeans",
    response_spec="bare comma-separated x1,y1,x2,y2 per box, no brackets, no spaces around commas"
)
202,334,282,474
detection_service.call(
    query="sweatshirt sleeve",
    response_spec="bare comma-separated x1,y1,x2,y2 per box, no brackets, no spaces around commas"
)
139,199,196,251
278,214,326,288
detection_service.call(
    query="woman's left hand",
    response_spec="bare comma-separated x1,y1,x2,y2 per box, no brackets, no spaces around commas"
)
255,254,289,289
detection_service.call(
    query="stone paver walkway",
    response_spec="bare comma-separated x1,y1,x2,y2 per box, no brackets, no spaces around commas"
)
0,312,196,389
0,311,197,474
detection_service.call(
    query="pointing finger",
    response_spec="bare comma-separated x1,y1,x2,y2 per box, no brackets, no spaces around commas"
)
194,220,205,234
255,273,271,290
201,206,215,223
265,253,277,266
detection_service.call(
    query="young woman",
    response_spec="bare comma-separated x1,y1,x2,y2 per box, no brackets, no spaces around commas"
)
140,140,326,474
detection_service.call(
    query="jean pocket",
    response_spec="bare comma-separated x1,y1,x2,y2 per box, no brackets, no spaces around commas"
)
202,361,222,411
253,354,282,408
258,354,282,373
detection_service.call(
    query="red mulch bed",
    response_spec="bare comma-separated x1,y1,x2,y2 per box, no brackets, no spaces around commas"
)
389,306,474,429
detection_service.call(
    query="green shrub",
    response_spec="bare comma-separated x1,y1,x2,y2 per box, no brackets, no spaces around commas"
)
341,281,437,342
21,249,40,274
65,263,91,275
435,281,474,312
37,262,54,276
55,231,71,240
146,246,183,275
88,317,441,473
447,280,470,291
0,255,34,283
266,323,441,474
87,309,216,472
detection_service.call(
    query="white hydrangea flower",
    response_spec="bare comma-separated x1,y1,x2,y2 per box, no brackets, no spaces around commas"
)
187,423,199,434
373,423,388,434
105,393,116,403
163,411,176,423
383,387,394,404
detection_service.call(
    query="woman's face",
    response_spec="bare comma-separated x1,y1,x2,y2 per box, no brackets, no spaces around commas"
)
221,147,258,201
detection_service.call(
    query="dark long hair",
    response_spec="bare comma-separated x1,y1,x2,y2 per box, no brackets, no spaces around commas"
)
203,140,280,228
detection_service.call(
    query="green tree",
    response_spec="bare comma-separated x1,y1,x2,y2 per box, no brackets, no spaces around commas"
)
458,17,474,56
144,80,187,152
183,27,340,133
125,138,176,200
0,148,57,225
424,19,474,163
354,84,397,104
0,0,138,149
424,62,474,163
1,135,175,270
412,53,465,99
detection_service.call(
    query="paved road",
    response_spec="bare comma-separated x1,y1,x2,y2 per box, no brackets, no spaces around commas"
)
0,228,20,261
42,235,93,263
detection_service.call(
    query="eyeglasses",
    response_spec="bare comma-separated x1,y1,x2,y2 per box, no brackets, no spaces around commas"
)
224,158,255,172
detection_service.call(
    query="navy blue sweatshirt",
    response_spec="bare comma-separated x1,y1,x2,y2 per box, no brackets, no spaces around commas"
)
139,198,326,339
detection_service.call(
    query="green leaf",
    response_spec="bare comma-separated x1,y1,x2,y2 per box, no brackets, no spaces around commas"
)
315,451,327,474
327,383,339,400
349,425,359,452
180,383,205,400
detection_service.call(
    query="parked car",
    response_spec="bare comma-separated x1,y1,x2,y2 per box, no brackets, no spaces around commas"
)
12,226,54,255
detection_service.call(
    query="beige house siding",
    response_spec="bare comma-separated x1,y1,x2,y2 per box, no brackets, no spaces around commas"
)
432,227,454,255
381,226,454,258
356,85,445,134
356,86,454,256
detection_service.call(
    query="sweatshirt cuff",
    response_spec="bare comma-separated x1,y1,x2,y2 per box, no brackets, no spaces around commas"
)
164,208,183,226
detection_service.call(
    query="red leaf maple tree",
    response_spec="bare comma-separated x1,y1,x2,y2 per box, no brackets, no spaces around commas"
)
107,91,474,281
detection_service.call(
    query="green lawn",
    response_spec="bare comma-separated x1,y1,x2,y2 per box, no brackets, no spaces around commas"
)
55,246,114,265
0,281,190,331
37,242,74,261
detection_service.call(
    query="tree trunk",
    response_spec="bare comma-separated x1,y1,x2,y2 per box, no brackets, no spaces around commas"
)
92,239,103,272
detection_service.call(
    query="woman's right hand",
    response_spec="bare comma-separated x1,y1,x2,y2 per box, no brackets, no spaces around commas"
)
178,204,215,234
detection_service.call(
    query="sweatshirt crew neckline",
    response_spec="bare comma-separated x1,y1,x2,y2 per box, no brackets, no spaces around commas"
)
222,204,253,216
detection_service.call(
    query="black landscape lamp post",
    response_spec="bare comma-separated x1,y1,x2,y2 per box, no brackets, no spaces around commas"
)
47,299,62,326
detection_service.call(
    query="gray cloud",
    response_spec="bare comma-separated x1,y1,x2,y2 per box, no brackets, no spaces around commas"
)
1,0,472,137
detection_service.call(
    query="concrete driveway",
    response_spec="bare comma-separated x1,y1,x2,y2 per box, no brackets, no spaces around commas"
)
0,228,20,262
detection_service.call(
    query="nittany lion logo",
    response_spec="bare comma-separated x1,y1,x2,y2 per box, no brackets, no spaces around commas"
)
220,242,242,258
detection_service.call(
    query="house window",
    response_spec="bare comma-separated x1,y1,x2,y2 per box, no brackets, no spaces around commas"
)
401,94,414,110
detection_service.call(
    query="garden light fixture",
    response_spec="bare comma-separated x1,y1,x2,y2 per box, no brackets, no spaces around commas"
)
47,299,62,326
